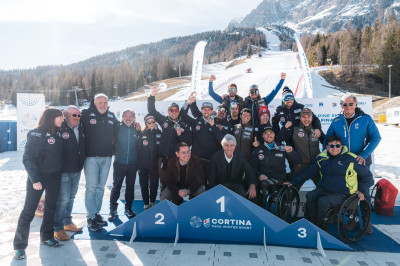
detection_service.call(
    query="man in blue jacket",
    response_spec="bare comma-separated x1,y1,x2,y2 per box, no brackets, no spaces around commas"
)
325,94,381,166
81,94,119,231
54,106,86,241
108,109,138,221
284,135,374,229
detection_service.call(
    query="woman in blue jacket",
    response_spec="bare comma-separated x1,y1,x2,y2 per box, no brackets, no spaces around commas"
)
14,108,64,260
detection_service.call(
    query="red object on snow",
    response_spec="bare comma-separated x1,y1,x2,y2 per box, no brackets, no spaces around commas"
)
371,179,398,216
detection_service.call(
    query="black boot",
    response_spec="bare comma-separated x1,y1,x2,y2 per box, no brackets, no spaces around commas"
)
108,207,117,221
124,207,136,218
95,213,108,226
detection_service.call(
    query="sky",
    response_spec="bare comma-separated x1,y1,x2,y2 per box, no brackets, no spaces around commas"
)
0,0,263,70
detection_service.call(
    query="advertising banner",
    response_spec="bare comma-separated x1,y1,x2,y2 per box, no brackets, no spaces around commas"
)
17,93,45,151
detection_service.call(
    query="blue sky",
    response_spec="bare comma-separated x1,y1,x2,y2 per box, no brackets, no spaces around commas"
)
0,0,262,70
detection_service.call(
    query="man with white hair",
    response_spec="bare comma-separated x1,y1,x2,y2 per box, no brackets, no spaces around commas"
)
80,94,119,231
208,134,256,200
54,106,86,241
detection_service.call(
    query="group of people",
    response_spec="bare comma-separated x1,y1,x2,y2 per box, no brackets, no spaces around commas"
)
13,73,382,260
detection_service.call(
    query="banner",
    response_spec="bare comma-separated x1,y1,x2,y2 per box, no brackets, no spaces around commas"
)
17,93,45,151
191,41,207,96
295,33,313,98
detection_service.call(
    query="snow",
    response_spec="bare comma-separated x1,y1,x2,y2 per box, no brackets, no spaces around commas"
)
297,6,336,25
1,30,400,225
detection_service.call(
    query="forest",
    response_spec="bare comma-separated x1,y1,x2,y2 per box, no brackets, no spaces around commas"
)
0,28,266,105
301,16,400,96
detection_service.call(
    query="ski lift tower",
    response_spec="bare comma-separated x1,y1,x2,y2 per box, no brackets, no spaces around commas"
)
67,86,84,107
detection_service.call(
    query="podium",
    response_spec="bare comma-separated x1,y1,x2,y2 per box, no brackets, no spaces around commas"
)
109,185,351,251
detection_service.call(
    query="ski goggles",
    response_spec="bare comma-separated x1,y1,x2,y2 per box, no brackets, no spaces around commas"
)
284,95,294,101
342,103,355,107
228,87,237,93
217,107,226,112
328,144,342,149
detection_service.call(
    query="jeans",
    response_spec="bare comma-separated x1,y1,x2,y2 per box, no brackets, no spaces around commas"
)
84,157,112,218
139,166,159,205
110,162,137,210
54,172,81,232
14,173,61,250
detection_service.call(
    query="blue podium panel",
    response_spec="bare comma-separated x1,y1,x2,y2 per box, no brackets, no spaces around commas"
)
178,185,288,244
267,219,352,250
109,200,178,238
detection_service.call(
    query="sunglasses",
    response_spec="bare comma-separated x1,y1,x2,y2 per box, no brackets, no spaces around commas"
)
342,103,355,107
228,88,237,92
328,144,342,149
146,120,156,124
284,96,294,101
168,108,179,113
250,89,259,95
71,114,82,118
217,107,226,112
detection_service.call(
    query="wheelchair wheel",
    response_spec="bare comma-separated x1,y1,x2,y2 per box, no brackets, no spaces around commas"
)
337,195,371,242
321,207,337,230
276,186,300,223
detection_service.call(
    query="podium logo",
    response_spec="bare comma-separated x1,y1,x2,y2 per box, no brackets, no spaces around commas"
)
190,216,203,229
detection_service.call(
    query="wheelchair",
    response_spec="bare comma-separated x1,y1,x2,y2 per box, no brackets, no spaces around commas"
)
260,183,300,223
321,194,371,242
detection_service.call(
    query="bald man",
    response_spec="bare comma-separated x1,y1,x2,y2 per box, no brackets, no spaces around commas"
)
54,106,86,241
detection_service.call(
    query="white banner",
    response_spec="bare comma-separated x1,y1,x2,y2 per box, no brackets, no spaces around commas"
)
295,33,313,98
191,41,207,96
17,93,45,151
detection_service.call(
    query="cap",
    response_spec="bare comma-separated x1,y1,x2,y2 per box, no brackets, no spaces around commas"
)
258,106,270,117
262,126,274,134
250,84,258,91
230,102,239,109
300,107,313,117
144,114,155,122
168,102,179,110
282,86,294,98
201,102,213,110
241,108,251,115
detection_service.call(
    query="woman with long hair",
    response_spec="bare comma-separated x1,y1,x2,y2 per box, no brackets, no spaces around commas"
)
138,114,161,210
14,107,64,260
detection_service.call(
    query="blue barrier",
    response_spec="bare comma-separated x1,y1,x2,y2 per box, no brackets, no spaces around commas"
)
0,121,17,152
108,185,351,250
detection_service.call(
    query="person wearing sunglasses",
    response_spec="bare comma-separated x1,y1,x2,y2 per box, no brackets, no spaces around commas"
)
325,94,381,234
179,93,224,188
244,72,286,126
53,106,86,241
208,75,244,112
108,109,139,221
325,94,381,167
284,135,373,230
214,104,234,135
137,114,162,211
232,108,257,160
148,86,192,190
272,86,323,146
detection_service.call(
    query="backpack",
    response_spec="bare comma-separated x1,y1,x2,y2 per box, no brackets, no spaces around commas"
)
371,179,398,216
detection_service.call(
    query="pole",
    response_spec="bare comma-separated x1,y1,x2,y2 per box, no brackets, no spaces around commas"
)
178,62,181,77
388,65,392,98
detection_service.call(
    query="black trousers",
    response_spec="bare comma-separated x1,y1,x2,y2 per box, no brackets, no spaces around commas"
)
305,187,347,227
138,165,159,205
110,162,136,210
14,173,61,250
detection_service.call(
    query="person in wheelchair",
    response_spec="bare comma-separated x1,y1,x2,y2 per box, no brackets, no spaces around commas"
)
284,135,374,230
250,126,301,208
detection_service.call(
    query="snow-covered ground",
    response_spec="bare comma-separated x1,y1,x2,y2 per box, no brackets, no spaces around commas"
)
1,30,400,226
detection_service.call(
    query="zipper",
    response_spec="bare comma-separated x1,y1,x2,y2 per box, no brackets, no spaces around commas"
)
126,127,130,165
343,115,361,153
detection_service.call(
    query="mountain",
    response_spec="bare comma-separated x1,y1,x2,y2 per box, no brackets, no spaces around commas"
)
229,0,400,33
